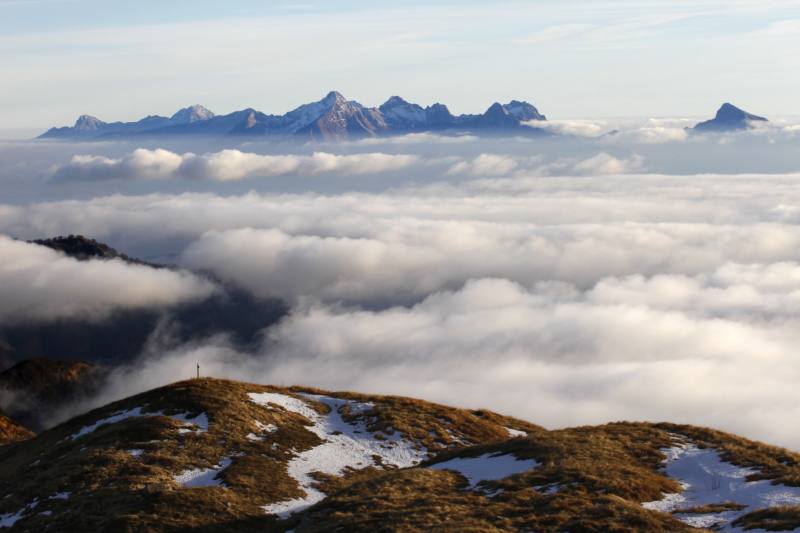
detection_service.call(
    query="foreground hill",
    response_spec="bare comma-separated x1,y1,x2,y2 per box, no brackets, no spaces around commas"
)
1,378,799,531
38,91,548,141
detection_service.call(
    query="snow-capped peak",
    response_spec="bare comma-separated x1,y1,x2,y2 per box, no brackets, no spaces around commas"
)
323,91,347,105
379,96,427,126
502,100,546,121
282,91,353,132
73,115,105,130
170,105,215,124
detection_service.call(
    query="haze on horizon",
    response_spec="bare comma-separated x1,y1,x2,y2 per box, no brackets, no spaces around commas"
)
1,0,800,130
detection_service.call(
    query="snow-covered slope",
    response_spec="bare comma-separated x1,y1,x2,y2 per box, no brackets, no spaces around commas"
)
251,392,428,517
644,440,800,531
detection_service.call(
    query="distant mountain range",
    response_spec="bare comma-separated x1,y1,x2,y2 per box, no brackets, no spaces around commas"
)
38,96,772,141
39,91,549,141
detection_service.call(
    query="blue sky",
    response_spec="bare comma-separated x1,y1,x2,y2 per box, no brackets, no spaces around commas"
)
2,0,799,128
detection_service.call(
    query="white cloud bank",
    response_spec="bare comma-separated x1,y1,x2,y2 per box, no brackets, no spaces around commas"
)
51,148,420,181
443,152,644,177
8,171,800,448
258,273,800,448
68,268,800,450
49,147,649,182
0,235,216,324
526,118,691,144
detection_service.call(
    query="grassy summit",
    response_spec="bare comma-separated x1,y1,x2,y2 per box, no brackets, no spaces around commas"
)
0,378,797,532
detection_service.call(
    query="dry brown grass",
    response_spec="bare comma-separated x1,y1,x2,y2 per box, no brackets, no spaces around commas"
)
293,467,698,533
5,379,798,532
0,414,33,445
0,378,547,531
289,385,543,451
674,502,747,514
733,505,800,531
284,421,703,532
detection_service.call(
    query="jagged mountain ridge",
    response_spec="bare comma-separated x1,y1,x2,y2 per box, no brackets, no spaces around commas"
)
39,91,548,141
41,104,215,139
1,378,799,532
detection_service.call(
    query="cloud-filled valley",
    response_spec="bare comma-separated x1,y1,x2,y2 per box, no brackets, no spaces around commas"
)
4,128,800,449
0,236,215,324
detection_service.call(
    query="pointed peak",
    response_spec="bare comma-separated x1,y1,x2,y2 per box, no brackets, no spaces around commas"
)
383,95,410,107
693,102,768,132
323,90,347,103
170,104,214,124
716,102,743,117
485,102,510,115
714,102,767,122
502,100,546,121
73,115,105,130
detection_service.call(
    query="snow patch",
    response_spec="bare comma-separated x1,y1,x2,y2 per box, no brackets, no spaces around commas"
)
248,392,428,518
643,443,800,530
128,449,144,457
428,452,540,489
535,483,564,495
505,427,528,438
69,408,209,440
70,407,145,440
172,412,209,433
0,499,38,528
174,457,232,488
247,421,278,441
48,492,70,501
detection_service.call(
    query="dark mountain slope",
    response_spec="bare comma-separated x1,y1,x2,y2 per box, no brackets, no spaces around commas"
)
693,103,768,132
0,358,104,432
0,237,289,430
30,235,153,266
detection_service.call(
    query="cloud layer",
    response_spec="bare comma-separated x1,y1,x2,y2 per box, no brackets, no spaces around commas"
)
8,169,800,449
0,236,216,323
48,146,653,183
7,129,800,451
51,148,420,181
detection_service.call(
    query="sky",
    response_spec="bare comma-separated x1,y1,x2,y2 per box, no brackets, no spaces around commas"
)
2,0,800,129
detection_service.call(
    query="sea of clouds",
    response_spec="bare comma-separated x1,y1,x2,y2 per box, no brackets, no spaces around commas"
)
3,121,800,448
